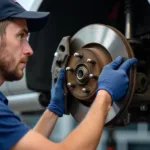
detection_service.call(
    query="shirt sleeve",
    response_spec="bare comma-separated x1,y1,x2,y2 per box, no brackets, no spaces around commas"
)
0,101,30,150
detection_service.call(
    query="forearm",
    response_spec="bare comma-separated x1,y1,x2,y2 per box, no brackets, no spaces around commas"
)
33,109,58,138
61,90,111,150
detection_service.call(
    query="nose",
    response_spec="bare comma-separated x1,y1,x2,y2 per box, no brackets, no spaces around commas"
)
23,41,34,56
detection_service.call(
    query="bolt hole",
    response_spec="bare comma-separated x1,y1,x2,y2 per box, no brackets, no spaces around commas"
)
59,45,65,52
56,60,61,67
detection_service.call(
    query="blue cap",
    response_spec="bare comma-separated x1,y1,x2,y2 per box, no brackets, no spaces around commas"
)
0,0,50,32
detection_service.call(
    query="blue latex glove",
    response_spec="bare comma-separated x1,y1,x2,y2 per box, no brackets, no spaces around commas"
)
47,69,65,117
97,56,137,101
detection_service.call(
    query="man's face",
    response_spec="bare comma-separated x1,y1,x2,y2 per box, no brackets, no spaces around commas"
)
0,19,33,81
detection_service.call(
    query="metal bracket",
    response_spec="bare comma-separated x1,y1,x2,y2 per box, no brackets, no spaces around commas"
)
51,36,71,114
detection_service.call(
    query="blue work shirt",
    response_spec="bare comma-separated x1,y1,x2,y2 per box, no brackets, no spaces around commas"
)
0,92,30,150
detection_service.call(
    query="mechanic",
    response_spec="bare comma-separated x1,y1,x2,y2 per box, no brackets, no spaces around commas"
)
0,0,137,150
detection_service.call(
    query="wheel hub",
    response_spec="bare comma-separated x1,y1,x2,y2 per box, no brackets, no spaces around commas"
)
66,47,111,101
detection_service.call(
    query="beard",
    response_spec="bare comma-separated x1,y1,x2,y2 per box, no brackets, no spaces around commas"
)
0,58,24,81
0,41,25,81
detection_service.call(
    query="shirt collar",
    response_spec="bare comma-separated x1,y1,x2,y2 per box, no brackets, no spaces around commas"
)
0,92,8,105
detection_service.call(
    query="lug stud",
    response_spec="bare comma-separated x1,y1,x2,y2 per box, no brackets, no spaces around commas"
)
89,74,98,79
66,67,74,72
67,82,75,88
74,53,83,58
82,88,90,93
87,59,96,64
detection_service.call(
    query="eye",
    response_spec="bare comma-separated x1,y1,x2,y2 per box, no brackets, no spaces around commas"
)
19,33,25,38
18,32,28,40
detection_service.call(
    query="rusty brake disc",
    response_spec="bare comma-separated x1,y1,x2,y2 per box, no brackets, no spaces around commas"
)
66,24,136,126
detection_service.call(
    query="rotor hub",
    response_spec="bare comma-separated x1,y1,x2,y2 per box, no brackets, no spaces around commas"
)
66,47,111,101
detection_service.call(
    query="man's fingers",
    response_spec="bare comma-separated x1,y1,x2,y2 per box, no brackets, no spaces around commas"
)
109,56,123,69
56,69,65,85
119,58,137,71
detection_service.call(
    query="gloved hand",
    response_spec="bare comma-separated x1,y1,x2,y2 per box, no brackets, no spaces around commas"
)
97,56,137,101
47,69,65,117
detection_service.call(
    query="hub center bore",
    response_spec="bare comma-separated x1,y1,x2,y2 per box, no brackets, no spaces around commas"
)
76,65,89,84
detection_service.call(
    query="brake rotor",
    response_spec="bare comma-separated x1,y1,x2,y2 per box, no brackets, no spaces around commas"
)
65,24,136,125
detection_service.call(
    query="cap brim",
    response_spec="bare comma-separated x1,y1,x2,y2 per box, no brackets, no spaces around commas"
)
11,11,50,32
